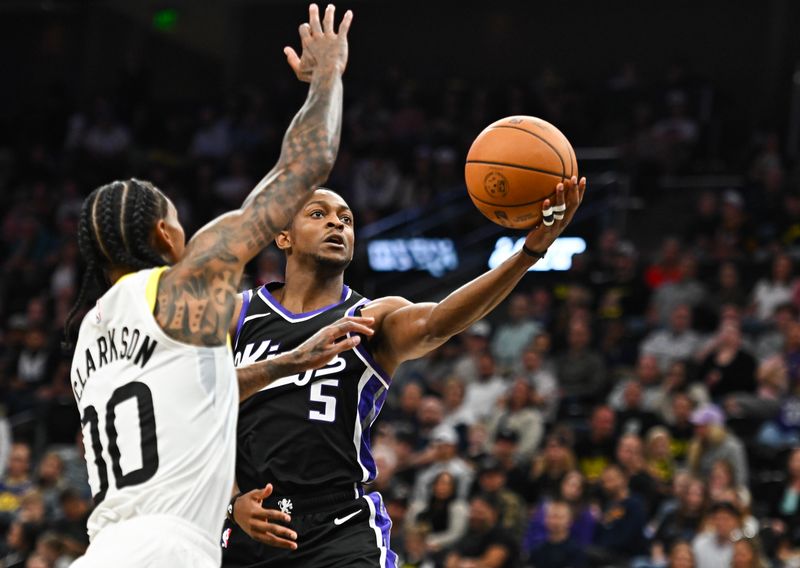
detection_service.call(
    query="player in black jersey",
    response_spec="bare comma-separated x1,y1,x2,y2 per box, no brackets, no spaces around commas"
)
221,179,585,566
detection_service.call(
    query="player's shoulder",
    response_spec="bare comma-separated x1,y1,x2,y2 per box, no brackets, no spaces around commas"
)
360,296,413,318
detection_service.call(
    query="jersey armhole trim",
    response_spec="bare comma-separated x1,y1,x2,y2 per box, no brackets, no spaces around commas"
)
233,290,252,350
145,266,168,313
346,299,391,389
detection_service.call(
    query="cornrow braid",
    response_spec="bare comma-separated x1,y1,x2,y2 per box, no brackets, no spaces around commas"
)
63,179,171,348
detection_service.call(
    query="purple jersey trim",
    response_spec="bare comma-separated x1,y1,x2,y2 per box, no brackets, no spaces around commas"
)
345,300,392,387
259,283,351,321
233,290,252,349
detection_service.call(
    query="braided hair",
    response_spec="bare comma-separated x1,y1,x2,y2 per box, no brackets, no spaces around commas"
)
63,179,169,347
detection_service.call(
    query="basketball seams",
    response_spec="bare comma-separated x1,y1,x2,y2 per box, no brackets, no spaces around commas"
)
488,124,567,179
466,183,558,208
466,159,565,179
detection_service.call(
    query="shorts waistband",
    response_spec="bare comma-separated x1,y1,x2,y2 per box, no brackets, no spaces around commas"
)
262,484,364,515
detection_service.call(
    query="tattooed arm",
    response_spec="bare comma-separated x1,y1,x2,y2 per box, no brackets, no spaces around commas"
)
235,316,373,401
154,4,353,347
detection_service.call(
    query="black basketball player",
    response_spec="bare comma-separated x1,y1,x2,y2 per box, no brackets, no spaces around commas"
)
221,170,585,566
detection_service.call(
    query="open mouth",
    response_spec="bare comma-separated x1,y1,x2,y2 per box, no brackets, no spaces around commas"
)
324,234,345,247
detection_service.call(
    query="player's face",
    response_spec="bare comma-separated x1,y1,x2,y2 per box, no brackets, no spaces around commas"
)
287,190,354,270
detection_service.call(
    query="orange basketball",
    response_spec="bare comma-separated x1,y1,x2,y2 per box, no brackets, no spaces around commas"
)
465,115,578,229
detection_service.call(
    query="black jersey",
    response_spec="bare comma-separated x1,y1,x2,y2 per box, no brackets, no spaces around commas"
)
232,283,390,495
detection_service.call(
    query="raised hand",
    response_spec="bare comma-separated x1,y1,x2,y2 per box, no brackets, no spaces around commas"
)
282,315,374,372
524,176,587,254
284,4,353,83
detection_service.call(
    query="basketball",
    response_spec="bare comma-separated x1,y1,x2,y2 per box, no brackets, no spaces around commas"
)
465,115,578,229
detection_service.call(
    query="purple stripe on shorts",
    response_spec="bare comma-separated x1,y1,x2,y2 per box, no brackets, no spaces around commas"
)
367,492,398,568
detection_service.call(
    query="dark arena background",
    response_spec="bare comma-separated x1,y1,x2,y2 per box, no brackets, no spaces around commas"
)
2,1,800,566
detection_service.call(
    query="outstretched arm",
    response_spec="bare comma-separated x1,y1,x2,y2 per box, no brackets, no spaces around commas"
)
155,4,352,347
366,177,586,373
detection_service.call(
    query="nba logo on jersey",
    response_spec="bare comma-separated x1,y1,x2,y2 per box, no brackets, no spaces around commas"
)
221,528,232,549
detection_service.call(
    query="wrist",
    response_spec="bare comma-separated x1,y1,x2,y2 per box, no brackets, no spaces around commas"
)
227,491,244,526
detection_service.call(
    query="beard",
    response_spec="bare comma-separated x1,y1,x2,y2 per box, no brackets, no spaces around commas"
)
312,251,352,273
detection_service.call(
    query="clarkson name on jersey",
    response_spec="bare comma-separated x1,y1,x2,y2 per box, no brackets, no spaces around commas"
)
72,326,158,402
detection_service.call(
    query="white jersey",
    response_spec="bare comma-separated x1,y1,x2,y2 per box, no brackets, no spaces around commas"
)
70,267,238,558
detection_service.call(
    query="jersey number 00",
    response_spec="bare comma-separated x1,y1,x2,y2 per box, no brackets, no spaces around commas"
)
82,382,160,504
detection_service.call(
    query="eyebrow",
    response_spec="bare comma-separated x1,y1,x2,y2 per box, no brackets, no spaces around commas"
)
305,200,352,213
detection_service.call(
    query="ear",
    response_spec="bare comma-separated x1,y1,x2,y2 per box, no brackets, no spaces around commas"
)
275,230,292,251
152,219,173,256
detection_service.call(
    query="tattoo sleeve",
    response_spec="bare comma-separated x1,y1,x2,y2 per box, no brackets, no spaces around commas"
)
236,357,295,402
154,67,344,347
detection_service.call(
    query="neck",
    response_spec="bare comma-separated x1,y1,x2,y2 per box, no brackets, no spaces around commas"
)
278,260,345,313
549,529,568,543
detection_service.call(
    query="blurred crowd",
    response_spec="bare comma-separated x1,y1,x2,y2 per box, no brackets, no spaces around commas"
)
0,58,799,568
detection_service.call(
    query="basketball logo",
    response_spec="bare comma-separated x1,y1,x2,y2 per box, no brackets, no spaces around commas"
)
508,118,524,125
484,171,509,199
221,528,232,548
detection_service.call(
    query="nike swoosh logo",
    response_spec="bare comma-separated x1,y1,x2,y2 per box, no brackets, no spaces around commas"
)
333,510,361,526
243,312,271,325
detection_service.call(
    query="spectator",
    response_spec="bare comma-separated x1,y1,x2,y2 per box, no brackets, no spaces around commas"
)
706,262,747,316
51,489,89,557
645,238,683,291
474,458,526,540
35,453,66,520
640,304,704,372
651,256,707,325
526,500,587,568
0,443,34,524
616,433,659,515
686,404,748,487
754,302,798,362
609,353,664,413
765,448,800,547
665,392,696,463
691,501,742,568
667,540,696,568
515,347,558,423
555,319,607,405
696,321,757,403
751,253,795,322
574,406,617,483
651,477,707,561
407,471,469,556
445,493,519,568
712,191,756,262
411,426,473,506
589,463,647,565
399,525,436,568
616,381,663,437
462,353,507,424
486,380,544,462
685,192,720,256
731,538,768,568
522,470,597,554
707,459,750,509
645,427,676,495
514,434,576,504
491,294,541,371
440,378,475,434
0,520,37,568
452,321,492,385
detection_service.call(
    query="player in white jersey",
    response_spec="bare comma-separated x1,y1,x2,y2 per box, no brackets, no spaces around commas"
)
63,5,366,566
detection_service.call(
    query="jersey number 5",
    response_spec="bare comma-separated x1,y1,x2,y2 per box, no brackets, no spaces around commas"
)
309,379,338,422
82,382,159,504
